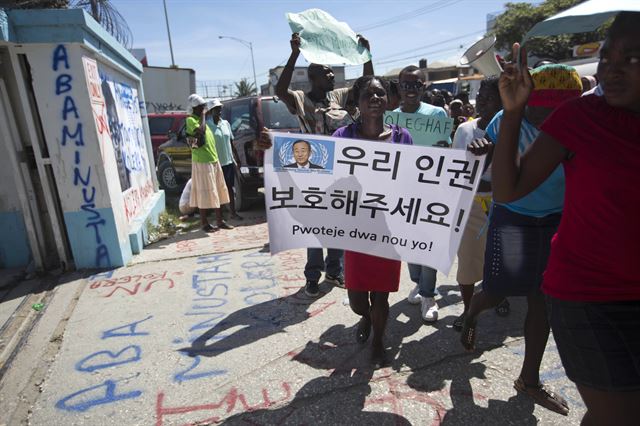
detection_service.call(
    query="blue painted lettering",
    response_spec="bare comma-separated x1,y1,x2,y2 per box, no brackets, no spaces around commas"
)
95,244,110,267
62,123,84,146
52,44,69,71
55,379,141,412
197,254,230,264
195,283,228,298
75,345,142,372
102,315,153,339
244,292,277,305
63,96,79,120
86,219,106,244
81,203,102,221
73,166,91,186
82,186,96,204
188,313,225,332
55,74,72,95
173,355,226,384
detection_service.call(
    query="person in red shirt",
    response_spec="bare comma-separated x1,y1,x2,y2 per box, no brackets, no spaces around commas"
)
491,12,640,425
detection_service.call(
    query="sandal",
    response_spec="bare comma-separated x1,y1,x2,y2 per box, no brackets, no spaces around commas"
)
453,312,466,332
201,224,218,233
460,317,477,351
495,298,510,317
217,221,234,230
356,317,371,344
514,377,569,416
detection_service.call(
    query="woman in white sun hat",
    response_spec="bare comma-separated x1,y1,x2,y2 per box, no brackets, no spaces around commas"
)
185,94,232,232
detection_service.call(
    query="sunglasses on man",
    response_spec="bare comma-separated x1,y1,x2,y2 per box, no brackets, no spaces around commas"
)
400,81,424,91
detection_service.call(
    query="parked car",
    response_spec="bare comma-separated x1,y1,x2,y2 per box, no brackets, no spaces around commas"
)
148,111,189,159
155,96,300,211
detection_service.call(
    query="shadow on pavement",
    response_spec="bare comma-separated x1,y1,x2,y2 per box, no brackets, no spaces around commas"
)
220,324,412,425
179,283,336,358
394,295,537,425
183,277,536,423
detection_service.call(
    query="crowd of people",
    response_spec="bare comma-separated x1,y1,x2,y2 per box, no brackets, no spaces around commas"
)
253,11,639,424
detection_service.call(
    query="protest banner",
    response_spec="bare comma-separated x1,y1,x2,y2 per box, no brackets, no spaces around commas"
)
384,111,453,147
264,132,485,273
286,8,372,66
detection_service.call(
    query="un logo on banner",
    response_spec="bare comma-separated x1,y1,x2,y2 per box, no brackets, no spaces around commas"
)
275,137,334,173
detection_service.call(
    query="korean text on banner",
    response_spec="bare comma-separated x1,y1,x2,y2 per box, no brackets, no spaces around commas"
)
384,111,453,147
264,132,485,273
286,8,372,66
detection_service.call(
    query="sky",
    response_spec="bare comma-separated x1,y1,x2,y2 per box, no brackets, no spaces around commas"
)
110,0,539,90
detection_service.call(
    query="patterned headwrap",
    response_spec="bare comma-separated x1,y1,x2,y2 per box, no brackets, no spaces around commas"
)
528,64,582,108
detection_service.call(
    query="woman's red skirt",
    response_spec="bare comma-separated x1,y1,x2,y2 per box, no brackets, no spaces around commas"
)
344,251,401,292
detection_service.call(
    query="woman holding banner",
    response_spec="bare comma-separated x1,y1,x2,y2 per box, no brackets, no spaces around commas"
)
332,75,412,367
491,12,640,424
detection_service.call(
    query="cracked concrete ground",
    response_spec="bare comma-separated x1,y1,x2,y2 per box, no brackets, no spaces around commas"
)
0,205,586,425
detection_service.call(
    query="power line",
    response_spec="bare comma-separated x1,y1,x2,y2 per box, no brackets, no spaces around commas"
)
340,29,484,68
373,29,485,62
354,0,465,32
375,45,465,66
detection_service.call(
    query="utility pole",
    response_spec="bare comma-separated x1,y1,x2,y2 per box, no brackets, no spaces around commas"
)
162,0,176,68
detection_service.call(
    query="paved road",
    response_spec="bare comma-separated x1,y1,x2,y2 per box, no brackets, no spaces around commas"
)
0,204,586,425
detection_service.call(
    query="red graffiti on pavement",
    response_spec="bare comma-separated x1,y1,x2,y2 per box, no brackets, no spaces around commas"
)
276,273,305,282
155,382,293,426
209,225,268,252
176,240,199,253
88,271,184,297
309,301,336,318
276,251,305,272
365,377,488,426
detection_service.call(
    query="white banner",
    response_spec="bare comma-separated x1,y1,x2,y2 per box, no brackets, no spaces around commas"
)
265,132,485,273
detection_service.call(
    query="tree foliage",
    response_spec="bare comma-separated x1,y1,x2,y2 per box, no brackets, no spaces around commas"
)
489,0,609,60
0,0,69,7
234,78,257,98
71,0,133,48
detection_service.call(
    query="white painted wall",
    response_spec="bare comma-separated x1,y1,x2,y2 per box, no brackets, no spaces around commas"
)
141,66,195,113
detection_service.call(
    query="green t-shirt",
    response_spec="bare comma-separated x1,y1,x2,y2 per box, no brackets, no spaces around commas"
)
186,115,218,163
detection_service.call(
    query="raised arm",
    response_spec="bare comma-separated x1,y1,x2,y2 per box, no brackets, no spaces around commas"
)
492,44,568,203
357,34,374,76
275,33,301,113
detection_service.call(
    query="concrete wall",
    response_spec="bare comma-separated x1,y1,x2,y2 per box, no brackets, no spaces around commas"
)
0,8,165,270
0,140,31,268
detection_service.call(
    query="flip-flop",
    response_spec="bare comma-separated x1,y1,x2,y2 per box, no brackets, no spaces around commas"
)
453,312,466,332
460,317,477,351
514,377,569,416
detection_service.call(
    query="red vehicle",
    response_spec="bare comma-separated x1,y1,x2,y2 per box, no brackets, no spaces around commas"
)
153,96,300,210
147,111,189,159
